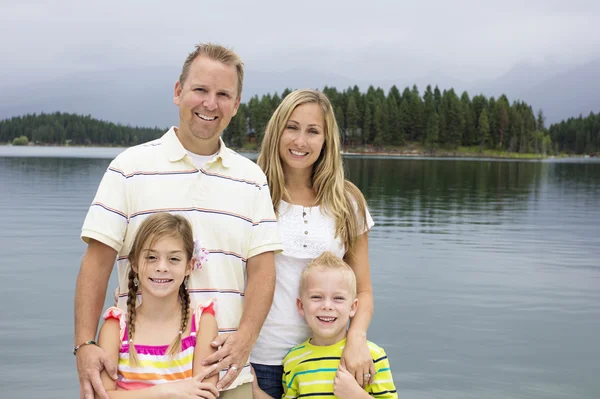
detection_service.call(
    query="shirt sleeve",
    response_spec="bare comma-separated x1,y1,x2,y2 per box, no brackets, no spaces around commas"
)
246,181,283,259
80,156,130,252
363,206,375,233
282,362,298,399
367,347,398,398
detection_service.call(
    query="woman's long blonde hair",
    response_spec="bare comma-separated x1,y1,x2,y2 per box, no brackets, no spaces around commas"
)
257,89,368,253
125,213,194,365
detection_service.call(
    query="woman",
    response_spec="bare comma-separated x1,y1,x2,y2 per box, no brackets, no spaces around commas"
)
250,89,375,398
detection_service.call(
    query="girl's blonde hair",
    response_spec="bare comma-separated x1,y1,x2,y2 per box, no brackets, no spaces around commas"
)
257,89,368,253
125,212,194,365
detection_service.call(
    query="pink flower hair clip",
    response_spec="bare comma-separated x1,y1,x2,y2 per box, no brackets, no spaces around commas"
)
193,239,210,270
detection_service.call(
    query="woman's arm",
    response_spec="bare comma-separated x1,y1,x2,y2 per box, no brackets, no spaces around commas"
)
193,310,219,386
342,232,375,387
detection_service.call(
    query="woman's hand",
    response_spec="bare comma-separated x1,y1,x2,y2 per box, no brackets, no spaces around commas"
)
341,332,375,388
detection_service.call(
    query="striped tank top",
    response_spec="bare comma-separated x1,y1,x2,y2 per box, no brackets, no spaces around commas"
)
102,300,215,390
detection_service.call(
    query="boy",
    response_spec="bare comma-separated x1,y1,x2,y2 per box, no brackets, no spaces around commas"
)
253,251,398,398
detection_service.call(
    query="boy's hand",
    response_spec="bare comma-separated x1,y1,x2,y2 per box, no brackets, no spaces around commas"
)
334,362,367,399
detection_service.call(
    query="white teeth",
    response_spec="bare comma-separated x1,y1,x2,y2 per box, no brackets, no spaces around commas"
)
196,113,217,121
318,316,336,322
151,278,171,283
290,150,308,156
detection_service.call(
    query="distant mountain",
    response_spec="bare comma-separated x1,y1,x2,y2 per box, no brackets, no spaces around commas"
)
1,59,598,126
469,59,600,124
518,59,600,124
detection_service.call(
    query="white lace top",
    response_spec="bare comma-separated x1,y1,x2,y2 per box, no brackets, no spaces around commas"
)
250,200,374,365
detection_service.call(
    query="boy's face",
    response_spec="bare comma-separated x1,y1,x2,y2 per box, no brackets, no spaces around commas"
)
297,268,358,346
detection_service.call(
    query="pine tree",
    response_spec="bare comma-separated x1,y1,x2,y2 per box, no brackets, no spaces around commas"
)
425,111,440,152
478,108,490,149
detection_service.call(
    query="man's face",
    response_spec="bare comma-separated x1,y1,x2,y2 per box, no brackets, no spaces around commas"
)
173,55,240,154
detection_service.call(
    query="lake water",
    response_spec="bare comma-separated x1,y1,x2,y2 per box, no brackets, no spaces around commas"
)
1,146,599,398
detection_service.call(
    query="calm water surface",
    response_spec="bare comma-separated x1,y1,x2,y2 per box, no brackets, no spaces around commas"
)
1,146,599,398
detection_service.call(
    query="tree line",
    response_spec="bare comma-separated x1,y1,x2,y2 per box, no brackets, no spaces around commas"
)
1,85,598,154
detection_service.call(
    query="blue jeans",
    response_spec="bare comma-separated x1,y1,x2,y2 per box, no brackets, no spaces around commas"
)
251,363,284,399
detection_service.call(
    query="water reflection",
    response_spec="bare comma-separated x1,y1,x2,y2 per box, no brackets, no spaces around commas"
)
1,154,600,399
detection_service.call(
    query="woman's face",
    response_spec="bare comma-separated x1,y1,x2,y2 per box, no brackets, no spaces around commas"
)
278,103,326,175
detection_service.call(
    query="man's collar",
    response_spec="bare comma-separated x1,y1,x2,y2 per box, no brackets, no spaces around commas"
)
163,127,231,168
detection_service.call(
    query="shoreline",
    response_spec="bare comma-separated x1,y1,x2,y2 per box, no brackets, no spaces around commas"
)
3,143,595,160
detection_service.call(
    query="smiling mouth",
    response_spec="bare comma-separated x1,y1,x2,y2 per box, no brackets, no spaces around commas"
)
290,149,309,156
195,112,218,121
317,316,337,323
149,278,173,284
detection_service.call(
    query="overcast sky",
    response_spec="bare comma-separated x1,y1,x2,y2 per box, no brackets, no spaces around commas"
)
2,0,599,88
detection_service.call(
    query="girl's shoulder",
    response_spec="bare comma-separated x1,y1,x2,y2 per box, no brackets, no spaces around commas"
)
193,298,217,332
102,306,127,341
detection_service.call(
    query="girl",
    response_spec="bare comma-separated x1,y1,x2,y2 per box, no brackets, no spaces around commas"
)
96,213,219,398
251,89,375,398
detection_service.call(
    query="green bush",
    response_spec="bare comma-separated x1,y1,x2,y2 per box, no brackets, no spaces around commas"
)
12,135,29,146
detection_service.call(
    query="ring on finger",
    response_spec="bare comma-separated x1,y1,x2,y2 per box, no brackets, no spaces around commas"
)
364,373,371,378
230,365,239,371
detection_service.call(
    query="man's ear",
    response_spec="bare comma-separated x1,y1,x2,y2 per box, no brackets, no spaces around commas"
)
349,298,358,318
232,95,241,117
296,297,305,317
173,81,182,106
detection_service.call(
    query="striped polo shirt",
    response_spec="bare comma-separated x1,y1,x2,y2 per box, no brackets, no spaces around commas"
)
81,127,282,389
283,338,398,398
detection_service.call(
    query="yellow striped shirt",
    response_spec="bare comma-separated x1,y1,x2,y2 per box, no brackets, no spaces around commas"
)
283,338,398,398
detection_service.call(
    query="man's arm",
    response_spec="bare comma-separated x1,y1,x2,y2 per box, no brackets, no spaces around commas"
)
238,250,276,346
203,250,276,390
75,239,118,399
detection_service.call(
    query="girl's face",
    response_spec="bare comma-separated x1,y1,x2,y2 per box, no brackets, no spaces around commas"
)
278,103,326,175
134,235,192,299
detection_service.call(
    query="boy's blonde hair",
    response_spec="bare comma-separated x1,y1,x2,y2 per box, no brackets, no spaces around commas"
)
300,252,357,299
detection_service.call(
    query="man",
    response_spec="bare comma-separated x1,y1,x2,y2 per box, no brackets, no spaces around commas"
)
74,43,281,399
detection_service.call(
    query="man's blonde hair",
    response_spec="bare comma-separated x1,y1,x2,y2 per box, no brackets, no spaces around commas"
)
300,252,357,299
179,42,244,98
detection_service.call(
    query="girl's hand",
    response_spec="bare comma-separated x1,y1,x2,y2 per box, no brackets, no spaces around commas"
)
334,362,367,399
341,332,375,387
159,368,220,399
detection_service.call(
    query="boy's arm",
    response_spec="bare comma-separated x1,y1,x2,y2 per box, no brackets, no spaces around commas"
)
193,310,219,386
